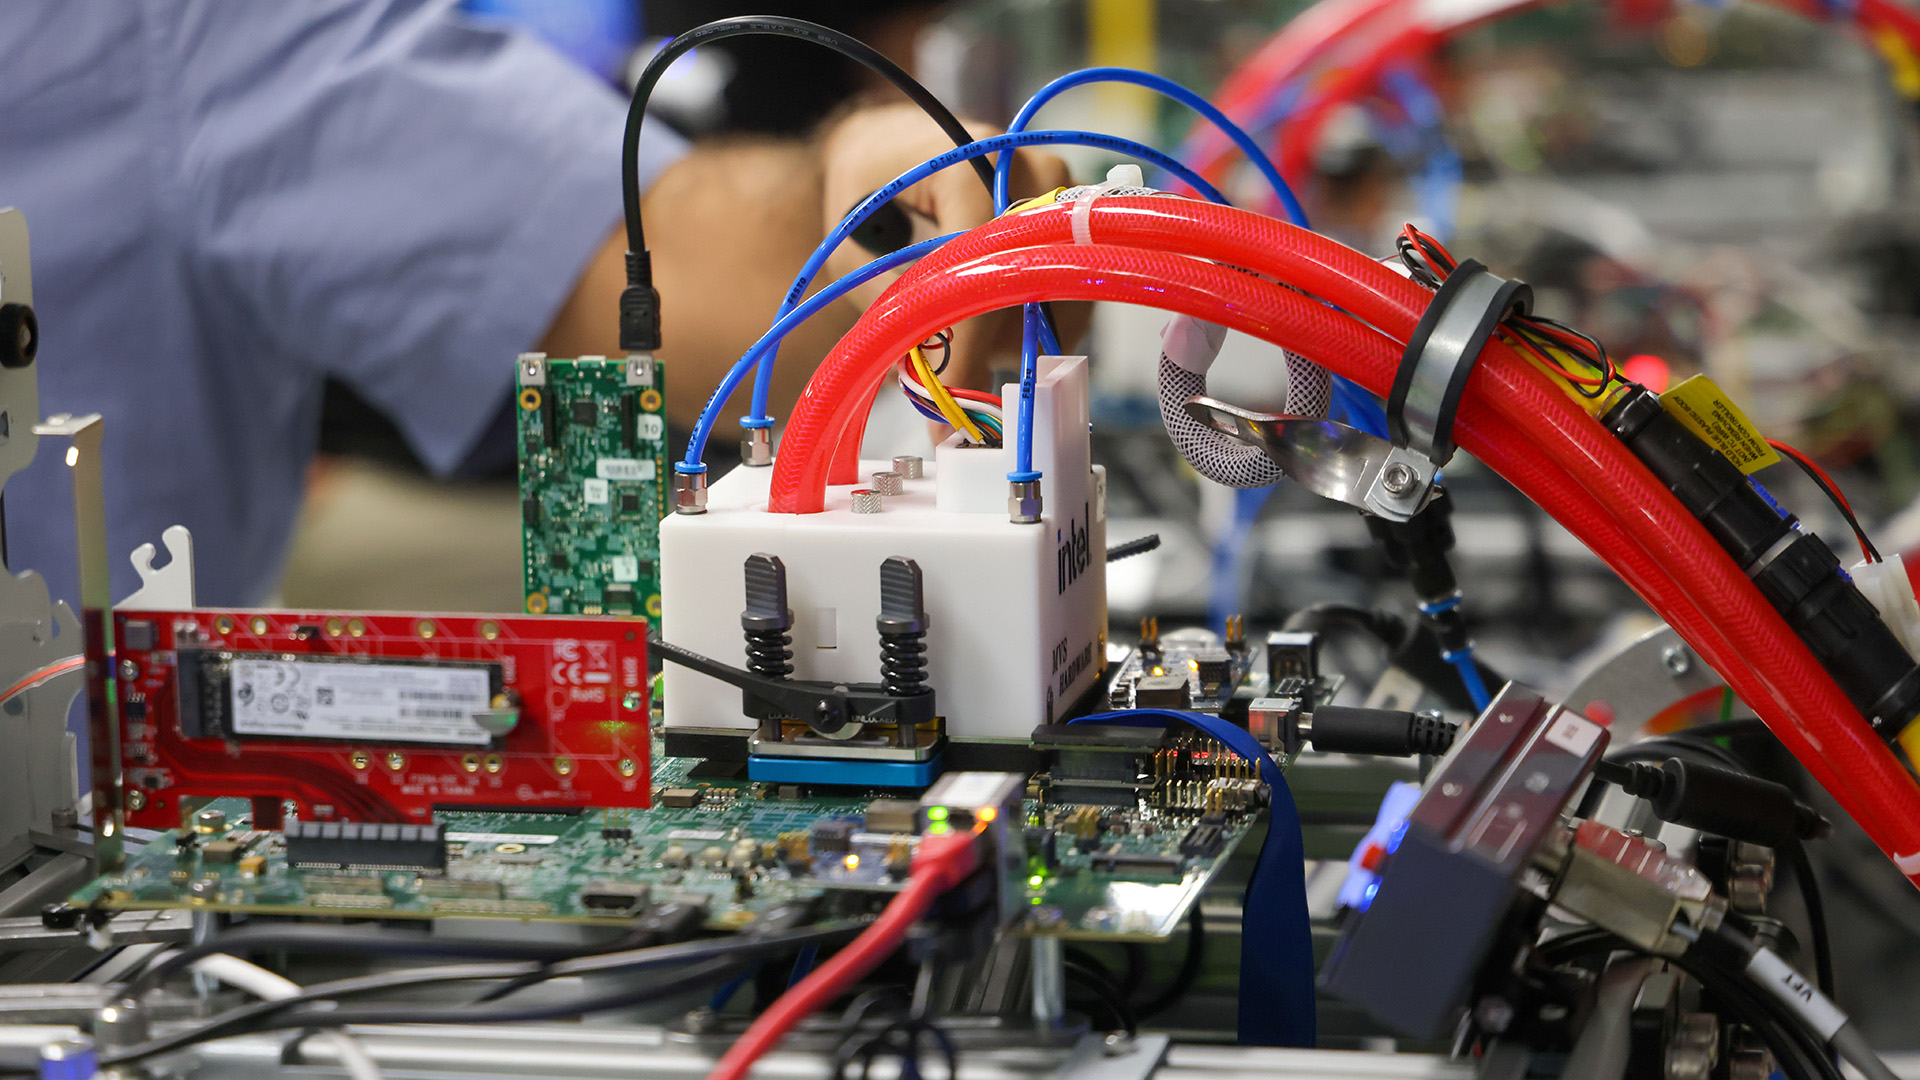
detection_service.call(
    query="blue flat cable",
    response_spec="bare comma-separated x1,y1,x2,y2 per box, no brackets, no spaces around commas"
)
732,129,1229,447
1071,709,1315,1046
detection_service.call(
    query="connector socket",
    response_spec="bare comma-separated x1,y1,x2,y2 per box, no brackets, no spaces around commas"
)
673,471,709,515
1008,479,1043,524
740,426,773,467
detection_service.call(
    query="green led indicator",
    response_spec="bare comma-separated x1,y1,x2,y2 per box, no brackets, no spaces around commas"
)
1028,874,1045,887
926,806,949,822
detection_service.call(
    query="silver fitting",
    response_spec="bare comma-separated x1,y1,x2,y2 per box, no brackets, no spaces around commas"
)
740,426,773,467
1008,479,1043,524
870,470,903,496
673,471,709,515
92,999,148,1050
850,489,883,514
892,454,924,480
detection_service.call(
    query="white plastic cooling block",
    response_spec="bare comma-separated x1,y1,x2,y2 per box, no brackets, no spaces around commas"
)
661,356,1108,742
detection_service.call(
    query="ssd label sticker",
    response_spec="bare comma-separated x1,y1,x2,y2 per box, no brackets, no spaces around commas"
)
595,458,655,481
228,659,493,746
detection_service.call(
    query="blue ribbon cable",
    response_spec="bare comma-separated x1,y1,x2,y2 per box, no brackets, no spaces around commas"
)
1071,709,1316,1046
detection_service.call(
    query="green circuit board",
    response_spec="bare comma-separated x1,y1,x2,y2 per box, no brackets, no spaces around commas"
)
516,354,670,618
71,753,1259,942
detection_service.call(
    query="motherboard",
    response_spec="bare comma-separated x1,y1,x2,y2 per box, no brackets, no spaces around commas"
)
72,748,1257,942
516,354,671,619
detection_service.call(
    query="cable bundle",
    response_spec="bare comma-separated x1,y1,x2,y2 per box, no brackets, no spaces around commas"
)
894,333,1002,445
759,194,1920,887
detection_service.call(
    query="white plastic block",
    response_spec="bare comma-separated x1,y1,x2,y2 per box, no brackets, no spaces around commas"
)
661,357,1108,742
1851,556,1920,657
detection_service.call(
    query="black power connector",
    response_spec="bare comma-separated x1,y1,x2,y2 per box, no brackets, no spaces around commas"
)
1604,388,1920,743
1304,705,1456,757
1593,756,1830,847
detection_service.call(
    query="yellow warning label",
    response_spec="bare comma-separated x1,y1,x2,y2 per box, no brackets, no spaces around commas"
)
1660,375,1780,475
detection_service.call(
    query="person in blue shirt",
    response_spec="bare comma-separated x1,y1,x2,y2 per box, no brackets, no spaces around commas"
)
0,1,1066,609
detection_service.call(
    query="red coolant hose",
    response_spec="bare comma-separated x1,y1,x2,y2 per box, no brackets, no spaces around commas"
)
1185,0,1413,178
771,231,1920,881
1194,0,1920,187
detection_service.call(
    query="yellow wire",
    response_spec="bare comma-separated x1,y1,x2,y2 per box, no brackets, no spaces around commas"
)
909,346,986,443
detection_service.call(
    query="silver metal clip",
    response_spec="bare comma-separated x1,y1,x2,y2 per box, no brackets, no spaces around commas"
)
1182,397,1436,521
1385,259,1532,501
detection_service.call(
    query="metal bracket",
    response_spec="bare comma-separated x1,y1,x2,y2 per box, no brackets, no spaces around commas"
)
1182,397,1436,521
120,525,196,609
32,413,120,870
1385,258,1532,502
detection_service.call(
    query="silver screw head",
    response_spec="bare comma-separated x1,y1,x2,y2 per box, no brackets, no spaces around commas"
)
1661,644,1691,676
1382,462,1418,495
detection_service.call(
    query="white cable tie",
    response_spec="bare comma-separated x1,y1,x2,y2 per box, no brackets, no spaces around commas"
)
1070,189,1099,246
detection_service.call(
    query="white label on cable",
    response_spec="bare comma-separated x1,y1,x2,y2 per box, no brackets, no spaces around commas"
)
1542,713,1601,757
610,555,640,583
582,477,610,505
1747,948,1847,1039
635,415,665,441
596,458,655,482
446,832,560,846
228,659,492,746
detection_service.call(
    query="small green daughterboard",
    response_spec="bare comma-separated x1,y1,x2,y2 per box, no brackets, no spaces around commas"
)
516,354,670,618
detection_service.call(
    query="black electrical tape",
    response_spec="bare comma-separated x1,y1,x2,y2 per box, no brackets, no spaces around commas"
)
1388,259,1532,464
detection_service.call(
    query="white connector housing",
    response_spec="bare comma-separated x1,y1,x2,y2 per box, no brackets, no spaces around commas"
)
1852,556,1920,657
661,356,1108,742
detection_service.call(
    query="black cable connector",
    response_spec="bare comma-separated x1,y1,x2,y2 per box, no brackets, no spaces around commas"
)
619,250,662,354
1604,388,1920,742
1592,756,1830,847
1305,705,1456,757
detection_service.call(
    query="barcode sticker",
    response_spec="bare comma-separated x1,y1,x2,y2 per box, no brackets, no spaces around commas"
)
596,458,655,482
228,659,492,746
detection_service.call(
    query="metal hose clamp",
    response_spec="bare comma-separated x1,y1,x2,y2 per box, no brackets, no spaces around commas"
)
1381,258,1532,518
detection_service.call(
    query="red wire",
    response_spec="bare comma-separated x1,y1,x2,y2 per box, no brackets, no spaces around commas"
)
704,832,982,1080
946,387,1002,408
0,654,85,703
1769,438,1854,516
1769,437,1874,562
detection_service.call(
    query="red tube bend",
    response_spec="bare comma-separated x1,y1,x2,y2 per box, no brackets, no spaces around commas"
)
770,238,1920,883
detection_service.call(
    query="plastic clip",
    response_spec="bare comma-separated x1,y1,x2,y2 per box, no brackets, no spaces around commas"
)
1379,259,1532,519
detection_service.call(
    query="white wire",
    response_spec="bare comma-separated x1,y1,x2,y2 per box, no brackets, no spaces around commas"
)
897,368,1003,419
190,955,385,1080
